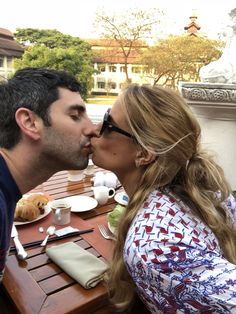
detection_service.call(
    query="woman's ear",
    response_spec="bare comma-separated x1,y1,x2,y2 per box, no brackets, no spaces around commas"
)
135,149,156,168
15,108,41,140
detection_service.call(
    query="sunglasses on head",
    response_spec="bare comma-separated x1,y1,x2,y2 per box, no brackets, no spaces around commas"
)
99,108,133,138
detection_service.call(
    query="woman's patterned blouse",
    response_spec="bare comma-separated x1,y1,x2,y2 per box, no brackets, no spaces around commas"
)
124,190,236,313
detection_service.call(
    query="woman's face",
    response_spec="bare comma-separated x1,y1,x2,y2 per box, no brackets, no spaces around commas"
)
91,99,138,178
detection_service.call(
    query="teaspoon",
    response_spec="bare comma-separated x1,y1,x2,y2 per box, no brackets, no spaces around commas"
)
41,226,56,246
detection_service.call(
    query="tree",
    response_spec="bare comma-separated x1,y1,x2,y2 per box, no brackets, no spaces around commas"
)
94,8,162,83
14,28,94,99
140,35,223,88
14,28,90,49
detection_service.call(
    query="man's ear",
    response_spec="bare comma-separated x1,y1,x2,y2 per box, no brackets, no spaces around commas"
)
135,149,156,168
15,108,41,140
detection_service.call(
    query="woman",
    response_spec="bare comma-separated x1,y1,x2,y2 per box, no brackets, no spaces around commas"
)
91,84,236,313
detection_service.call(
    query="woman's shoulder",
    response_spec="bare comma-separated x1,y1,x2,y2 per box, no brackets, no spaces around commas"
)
131,188,219,252
141,188,190,217
223,194,236,227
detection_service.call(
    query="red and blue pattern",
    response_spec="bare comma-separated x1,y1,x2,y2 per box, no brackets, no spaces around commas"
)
124,190,236,313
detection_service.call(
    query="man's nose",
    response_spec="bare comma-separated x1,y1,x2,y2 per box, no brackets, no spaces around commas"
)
84,119,100,137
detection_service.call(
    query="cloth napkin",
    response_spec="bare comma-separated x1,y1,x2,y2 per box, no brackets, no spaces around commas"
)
46,242,108,289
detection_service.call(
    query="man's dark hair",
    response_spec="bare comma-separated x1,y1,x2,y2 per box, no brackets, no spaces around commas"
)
0,67,81,149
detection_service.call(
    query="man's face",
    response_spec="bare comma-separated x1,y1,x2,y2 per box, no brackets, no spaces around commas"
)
40,87,95,171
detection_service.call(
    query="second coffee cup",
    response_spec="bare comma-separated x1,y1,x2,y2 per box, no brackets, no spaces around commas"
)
67,170,85,182
92,186,115,205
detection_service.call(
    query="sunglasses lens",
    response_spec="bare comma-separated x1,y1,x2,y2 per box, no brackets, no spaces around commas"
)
100,124,105,135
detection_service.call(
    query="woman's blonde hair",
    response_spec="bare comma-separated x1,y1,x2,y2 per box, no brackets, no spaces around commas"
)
107,84,236,312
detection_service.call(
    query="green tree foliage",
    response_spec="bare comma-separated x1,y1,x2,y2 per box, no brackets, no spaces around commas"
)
94,8,162,83
15,28,91,49
141,35,223,88
14,28,94,99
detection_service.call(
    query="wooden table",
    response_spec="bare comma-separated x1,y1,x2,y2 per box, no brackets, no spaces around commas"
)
1,170,117,314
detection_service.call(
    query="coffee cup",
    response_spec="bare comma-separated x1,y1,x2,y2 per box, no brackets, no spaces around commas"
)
50,199,71,225
92,186,115,205
67,170,85,182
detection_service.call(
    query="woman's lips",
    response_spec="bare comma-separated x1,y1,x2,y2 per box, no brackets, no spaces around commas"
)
84,146,93,154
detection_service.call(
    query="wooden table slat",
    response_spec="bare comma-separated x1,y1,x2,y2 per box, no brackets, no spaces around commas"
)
26,253,51,270
39,272,75,295
4,256,46,314
39,283,109,314
30,263,62,282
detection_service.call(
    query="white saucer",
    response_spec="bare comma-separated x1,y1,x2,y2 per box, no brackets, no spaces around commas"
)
64,195,98,212
114,192,129,206
108,222,116,235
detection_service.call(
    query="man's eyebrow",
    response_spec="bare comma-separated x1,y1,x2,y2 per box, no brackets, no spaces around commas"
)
69,104,86,113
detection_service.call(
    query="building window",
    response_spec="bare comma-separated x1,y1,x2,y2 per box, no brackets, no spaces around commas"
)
142,66,149,74
132,66,141,74
120,66,126,72
97,81,105,89
108,65,116,73
0,56,4,68
107,82,116,89
97,64,106,72
7,57,13,68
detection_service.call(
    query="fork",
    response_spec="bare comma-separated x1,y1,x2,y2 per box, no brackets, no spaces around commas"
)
98,224,116,241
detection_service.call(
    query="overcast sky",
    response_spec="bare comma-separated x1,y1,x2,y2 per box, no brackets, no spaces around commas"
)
1,0,235,40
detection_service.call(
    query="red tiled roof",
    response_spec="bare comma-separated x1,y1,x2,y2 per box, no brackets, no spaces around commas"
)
93,48,143,64
86,38,148,48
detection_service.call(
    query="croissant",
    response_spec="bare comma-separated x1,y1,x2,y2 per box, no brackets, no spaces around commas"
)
27,194,49,214
14,199,40,221
14,193,50,222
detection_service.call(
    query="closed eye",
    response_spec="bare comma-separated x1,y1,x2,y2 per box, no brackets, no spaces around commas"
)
68,104,86,121
70,115,80,121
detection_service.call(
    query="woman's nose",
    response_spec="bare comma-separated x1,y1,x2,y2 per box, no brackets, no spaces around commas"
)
95,122,102,136
90,122,102,137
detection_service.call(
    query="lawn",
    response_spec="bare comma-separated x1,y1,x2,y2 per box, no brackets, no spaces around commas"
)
86,96,116,105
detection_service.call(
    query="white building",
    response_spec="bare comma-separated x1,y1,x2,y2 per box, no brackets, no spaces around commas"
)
0,28,24,80
86,38,153,95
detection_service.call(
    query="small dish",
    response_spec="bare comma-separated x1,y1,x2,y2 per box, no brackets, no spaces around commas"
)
108,222,116,235
14,204,51,226
64,195,98,212
114,192,129,206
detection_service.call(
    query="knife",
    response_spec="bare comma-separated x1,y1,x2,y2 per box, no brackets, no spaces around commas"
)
11,224,28,260
9,227,94,252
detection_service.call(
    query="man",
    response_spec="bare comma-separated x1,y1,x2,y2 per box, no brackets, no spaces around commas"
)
0,67,96,281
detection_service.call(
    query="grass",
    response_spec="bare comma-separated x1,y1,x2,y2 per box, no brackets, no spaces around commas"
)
86,95,116,105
